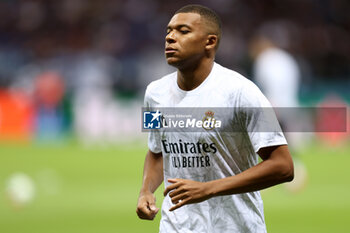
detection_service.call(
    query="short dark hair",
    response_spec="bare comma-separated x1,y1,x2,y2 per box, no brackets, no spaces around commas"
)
175,4,222,49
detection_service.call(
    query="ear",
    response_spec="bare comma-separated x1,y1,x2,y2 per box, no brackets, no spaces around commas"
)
205,35,218,50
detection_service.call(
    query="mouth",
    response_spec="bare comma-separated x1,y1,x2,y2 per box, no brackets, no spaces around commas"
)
165,47,177,54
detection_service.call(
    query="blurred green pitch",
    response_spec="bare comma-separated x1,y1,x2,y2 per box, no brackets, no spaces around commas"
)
0,141,349,233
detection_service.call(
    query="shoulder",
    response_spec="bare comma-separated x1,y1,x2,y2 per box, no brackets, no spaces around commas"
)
144,71,176,106
214,63,261,95
258,48,291,61
256,48,299,70
214,63,270,107
145,71,176,97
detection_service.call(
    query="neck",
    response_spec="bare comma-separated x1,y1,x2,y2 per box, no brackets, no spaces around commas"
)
177,59,214,91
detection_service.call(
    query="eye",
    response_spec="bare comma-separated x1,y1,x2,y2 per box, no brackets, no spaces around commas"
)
180,30,190,34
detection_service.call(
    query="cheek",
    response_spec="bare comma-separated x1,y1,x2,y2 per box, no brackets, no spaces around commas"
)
182,37,206,51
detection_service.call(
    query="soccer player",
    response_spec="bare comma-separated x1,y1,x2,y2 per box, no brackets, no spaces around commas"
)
137,4,294,232
251,32,308,192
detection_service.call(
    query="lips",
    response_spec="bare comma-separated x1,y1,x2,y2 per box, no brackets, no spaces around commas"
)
165,47,177,54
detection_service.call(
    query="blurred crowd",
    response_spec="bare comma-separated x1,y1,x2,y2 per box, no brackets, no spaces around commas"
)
0,0,349,143
0,0,349,90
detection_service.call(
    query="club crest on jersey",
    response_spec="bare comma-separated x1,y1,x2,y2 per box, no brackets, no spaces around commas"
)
202,110,217,130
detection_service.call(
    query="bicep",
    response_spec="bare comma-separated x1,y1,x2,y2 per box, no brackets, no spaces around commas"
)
258,145,294,181
258,145,293,164
148,149,163,159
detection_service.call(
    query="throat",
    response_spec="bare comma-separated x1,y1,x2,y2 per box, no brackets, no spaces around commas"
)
177,62,214,91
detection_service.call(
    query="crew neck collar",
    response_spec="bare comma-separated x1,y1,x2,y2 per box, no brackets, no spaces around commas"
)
174,62,217,95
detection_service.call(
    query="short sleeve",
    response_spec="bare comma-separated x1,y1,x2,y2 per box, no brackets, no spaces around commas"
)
238,82,287,153
144,87,162,154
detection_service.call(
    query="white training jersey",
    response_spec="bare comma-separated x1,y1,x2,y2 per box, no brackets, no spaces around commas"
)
144,63,287,233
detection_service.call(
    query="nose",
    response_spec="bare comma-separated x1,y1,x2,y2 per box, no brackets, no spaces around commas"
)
166,31,176,43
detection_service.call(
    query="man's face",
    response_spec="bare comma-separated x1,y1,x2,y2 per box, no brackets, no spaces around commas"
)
165,13,208,68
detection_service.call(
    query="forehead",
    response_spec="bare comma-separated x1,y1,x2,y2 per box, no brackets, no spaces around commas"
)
167,12,202,28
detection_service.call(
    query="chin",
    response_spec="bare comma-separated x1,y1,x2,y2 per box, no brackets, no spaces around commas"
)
166,57,182,67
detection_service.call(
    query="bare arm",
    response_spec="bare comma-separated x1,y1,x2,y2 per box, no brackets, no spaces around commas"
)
136,149,163,220
164,145,294,211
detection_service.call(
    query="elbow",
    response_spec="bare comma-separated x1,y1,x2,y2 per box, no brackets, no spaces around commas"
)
280,162,294,183
272,159,294,183
284,169,294,182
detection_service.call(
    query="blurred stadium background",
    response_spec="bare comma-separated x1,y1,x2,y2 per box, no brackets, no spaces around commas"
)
0,0,349,232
